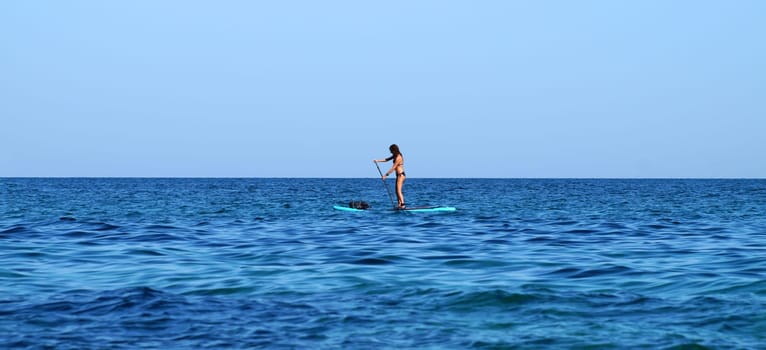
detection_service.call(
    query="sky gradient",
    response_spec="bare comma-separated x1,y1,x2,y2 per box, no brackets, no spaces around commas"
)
2,1,764,178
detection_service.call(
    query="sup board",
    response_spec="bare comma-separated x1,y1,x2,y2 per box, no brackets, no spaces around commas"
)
333,205,456,212
333,205,366,212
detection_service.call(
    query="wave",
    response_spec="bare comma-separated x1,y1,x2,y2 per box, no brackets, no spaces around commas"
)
349,257,395,265
0,225,32,235
438,289,541,311
547,265,633,279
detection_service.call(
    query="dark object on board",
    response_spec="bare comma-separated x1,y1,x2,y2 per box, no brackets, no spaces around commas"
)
348,201,370,210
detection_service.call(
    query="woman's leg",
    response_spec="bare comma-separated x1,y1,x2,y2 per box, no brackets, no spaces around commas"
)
396,175,405,207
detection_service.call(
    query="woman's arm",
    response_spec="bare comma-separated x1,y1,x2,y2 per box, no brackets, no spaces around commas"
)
385,155,402,176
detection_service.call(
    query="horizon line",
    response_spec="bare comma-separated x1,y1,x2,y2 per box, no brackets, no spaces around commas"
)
2,176,765,180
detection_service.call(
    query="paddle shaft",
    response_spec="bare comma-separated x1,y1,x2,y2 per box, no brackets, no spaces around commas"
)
374,162,397,209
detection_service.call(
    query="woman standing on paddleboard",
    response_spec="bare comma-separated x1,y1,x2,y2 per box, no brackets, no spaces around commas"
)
374,144,406,209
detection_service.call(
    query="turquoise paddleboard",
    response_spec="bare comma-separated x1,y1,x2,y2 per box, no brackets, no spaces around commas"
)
333,205,366,212
397,206,456,212
333,205,456,212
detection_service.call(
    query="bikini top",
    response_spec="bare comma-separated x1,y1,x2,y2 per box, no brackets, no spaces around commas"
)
386,154,403,165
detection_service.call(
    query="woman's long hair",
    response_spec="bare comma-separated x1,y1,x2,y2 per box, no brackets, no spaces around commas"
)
389,144,401,157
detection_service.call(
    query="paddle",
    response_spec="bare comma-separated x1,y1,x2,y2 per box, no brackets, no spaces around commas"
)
374,161,397,209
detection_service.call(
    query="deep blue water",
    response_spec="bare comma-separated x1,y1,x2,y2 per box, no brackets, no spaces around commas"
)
1,178,765,349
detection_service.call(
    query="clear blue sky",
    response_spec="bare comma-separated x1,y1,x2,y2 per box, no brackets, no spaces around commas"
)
2,1,764,178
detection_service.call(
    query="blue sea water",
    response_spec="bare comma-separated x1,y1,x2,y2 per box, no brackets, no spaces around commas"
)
1,178,765,349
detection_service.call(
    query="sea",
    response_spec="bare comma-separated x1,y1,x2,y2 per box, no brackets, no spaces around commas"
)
1,178,765,349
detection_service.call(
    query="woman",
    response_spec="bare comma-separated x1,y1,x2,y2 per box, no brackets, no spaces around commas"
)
374,144,406,208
